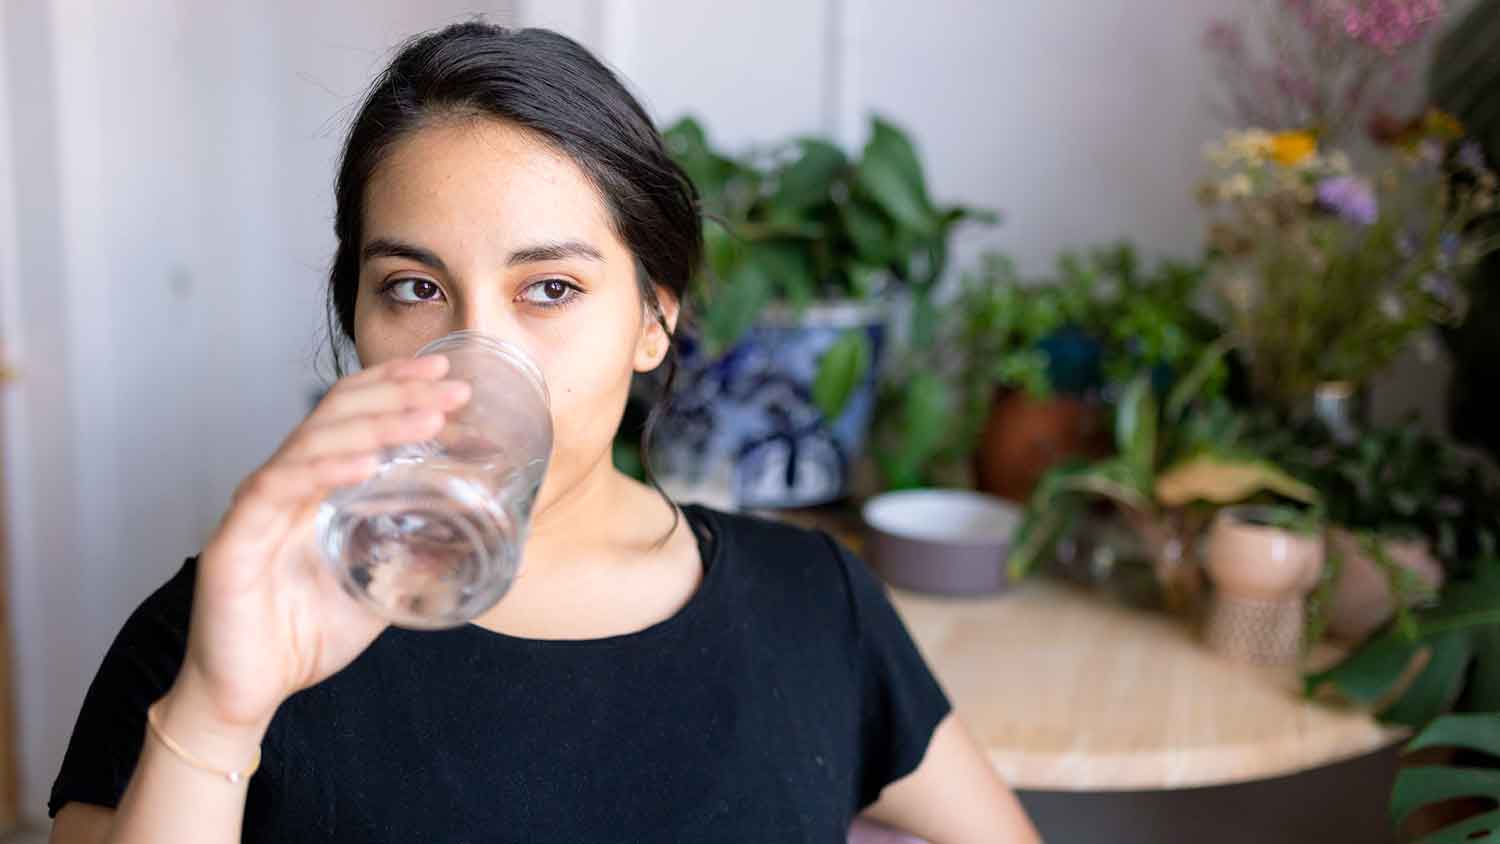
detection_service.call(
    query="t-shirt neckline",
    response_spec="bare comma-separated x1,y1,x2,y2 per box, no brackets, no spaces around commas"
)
453,503,723,650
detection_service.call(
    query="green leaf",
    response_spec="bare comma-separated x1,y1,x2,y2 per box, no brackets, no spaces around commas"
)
1406,713,1500,758
877,371,954,489
1305,632,1423,704
1392,764,1500,830
843,197,895,266
848,263,884,299
1115,376,1158,479
747,239,817,309
700,260,773,354
1383,631,1476,728
910,290,939,350
1405,809,1500,844
612,438,643,481
1165,339,1232,422
1006,498,1079,581
663,116,743,210
855,116,937,235
1463,626,1500,712
812,329,872,420
773,139,847,211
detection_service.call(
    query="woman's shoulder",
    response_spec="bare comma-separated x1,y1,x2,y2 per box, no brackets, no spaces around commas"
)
683,503,845,559
682,503,862,598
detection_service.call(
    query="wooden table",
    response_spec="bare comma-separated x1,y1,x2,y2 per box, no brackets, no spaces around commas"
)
888,579,1405,792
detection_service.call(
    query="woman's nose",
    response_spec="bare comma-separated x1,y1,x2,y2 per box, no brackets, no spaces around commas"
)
451,298,518,343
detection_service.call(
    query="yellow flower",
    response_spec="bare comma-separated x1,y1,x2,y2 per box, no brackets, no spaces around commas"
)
1269,131,1317,166
1422,108,1464,140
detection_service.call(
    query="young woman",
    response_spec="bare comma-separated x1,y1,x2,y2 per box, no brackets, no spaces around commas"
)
47,23,1038,843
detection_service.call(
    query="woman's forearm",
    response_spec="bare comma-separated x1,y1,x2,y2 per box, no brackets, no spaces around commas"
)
105,676,270,844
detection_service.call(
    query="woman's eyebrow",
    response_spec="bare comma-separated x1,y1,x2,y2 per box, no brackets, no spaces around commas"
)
506,240,604,266
362,237,447,272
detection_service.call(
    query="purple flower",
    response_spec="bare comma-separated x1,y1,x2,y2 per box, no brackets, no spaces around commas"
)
1457,141,1487,172
1317,175,1379,224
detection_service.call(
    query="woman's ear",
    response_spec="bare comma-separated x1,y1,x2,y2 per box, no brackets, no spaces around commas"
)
633,285,681,373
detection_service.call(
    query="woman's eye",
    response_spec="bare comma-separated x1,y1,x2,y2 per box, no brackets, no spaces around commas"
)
385,278,445,304
519,278,582,308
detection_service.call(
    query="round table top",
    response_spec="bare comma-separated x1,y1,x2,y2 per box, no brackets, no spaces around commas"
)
888,580,1406,791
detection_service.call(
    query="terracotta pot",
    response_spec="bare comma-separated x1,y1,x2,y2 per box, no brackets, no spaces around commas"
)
974,389,1110,503
1326,529,1444,643
1203,507,1324,663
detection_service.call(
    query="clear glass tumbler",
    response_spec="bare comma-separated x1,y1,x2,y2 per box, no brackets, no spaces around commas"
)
316,330,552,629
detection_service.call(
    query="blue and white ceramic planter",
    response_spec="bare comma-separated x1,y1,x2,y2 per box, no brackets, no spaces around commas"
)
658,300,888,510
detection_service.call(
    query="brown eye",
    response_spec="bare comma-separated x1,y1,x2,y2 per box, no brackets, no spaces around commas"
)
386,279,445,304
519,278,583,309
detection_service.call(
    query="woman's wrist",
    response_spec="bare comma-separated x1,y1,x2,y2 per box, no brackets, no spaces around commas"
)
154,671,274,774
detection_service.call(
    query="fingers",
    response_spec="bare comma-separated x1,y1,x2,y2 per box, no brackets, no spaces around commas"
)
334,353,450,390
312,377,471,425
281,406,448,462
218,452,382,543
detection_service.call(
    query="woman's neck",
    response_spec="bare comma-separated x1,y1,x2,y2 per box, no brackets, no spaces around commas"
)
521,459,676,572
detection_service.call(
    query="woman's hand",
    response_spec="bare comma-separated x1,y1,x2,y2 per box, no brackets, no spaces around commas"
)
158,354,472,752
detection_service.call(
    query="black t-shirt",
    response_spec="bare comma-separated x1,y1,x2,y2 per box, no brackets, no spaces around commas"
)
49,504,950,842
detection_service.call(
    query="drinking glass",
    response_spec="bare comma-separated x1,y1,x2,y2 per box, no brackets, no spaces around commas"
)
317,330,552,628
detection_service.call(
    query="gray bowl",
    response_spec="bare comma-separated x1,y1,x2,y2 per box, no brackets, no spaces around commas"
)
862,489,1022,596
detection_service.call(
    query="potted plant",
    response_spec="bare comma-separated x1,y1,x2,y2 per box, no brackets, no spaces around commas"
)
1198,116,1499,420
1307,555,1500,841
1263,424,1487,643
872,243,1216,498
1004,343,1319,612
654,115,993,509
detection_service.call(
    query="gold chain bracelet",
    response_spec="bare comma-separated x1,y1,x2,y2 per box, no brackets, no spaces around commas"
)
145,701,261,785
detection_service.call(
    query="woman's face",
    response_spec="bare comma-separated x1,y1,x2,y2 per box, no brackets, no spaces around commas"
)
352,117,675,510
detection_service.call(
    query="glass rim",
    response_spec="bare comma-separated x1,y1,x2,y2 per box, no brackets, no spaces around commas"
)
414,330,551,409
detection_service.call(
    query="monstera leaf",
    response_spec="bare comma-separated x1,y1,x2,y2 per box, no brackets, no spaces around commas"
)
1307,558,1500,728
1391,713,1500,843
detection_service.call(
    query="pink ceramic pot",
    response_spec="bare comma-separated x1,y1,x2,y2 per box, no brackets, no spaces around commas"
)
1204,507,1324,663
1326,529,1444,642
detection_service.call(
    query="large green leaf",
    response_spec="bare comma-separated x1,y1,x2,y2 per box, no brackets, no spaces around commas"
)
855,117,936,235
1305,631,1424,704
812,329,872,421
699,260,773,354
1406,712,1500,757
842,197,896,266
1115,376,1158,480
1384,632,1477,728
746,239,817,309
1464,626,1500,712
1399,809,1500,844
1392,762,1500,832
1308,559,1500,725
663,116,744,211
773,139,847,211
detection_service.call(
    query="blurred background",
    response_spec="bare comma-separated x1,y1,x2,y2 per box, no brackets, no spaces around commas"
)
3,0,1498,840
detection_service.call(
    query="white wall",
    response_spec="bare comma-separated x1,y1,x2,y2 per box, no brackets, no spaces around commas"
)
520,0,1241,275
3,0,514,821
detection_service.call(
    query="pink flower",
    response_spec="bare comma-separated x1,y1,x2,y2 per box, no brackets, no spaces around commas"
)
1203,20,1246,56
